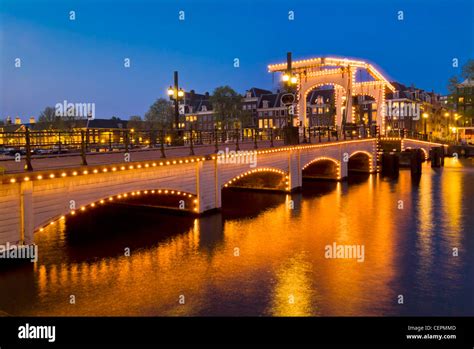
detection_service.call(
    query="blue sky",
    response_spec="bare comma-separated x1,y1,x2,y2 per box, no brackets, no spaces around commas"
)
1,0,473,119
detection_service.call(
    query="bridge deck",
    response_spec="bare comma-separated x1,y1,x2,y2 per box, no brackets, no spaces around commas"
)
0,138,346,174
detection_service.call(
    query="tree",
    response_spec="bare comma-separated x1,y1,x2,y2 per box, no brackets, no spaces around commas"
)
38,106,64,129
127,115,143,131
143,98,174,145
461,59,474,82
447,76,460,95
144,98,174,130
110,116,121,121
209,86,245,129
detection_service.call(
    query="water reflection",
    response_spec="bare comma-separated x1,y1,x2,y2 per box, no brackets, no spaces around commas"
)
0,158,473,316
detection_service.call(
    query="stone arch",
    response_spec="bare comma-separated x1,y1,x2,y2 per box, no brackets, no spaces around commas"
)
302,157,341,180
348,151,373,173
34,188,198,234
222,167,289,191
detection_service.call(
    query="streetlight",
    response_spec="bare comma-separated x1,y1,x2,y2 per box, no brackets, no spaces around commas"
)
444,112,450,139
451,127,458,143
167,74,185,127
167,71,185,145
422,112,429,138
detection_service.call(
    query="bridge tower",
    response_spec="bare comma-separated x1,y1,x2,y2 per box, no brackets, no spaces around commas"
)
268,56,395,135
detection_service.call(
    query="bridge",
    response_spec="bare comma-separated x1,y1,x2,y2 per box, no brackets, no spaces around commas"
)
0,137,446,249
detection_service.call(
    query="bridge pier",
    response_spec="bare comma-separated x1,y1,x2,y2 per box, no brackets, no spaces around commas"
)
339,158,348,180
196,159,221,213
19,181,34,245
288,150,302,191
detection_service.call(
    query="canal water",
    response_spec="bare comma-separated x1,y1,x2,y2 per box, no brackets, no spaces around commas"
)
1,158,473,316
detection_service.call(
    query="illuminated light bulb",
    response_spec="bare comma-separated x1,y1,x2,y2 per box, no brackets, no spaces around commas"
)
93,169,98,174
112,167,116,171
129,166,134,169
49,174,55,178
164,190,168,194
100,200,104,204
102,169,108,172
121,166,125,170
40,228,44,232
61,173,67,177
152,163,156,167
24,177,30,181
158,190,162,193
10,178,16,183
60,216,65,220
123,194,128,197
151,190,155,193
91,203,95,207
166,161,170,165
83,170,88,175
109,197,113,201
145,164,149,168
80,207,85,211
71,211,76,215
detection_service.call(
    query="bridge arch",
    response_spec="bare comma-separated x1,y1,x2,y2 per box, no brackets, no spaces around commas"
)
348,151,374,173
302,157,341,180
401,139,446,161
34,188,198,234
223,167,289,191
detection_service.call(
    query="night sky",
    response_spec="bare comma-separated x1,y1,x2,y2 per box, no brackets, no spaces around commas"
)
1,0,473,119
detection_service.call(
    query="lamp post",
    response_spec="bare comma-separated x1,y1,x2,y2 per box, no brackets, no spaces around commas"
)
444,112,450,139
451,127,458,143
281,52,299,145
422,112,429,139
167,71,185,145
